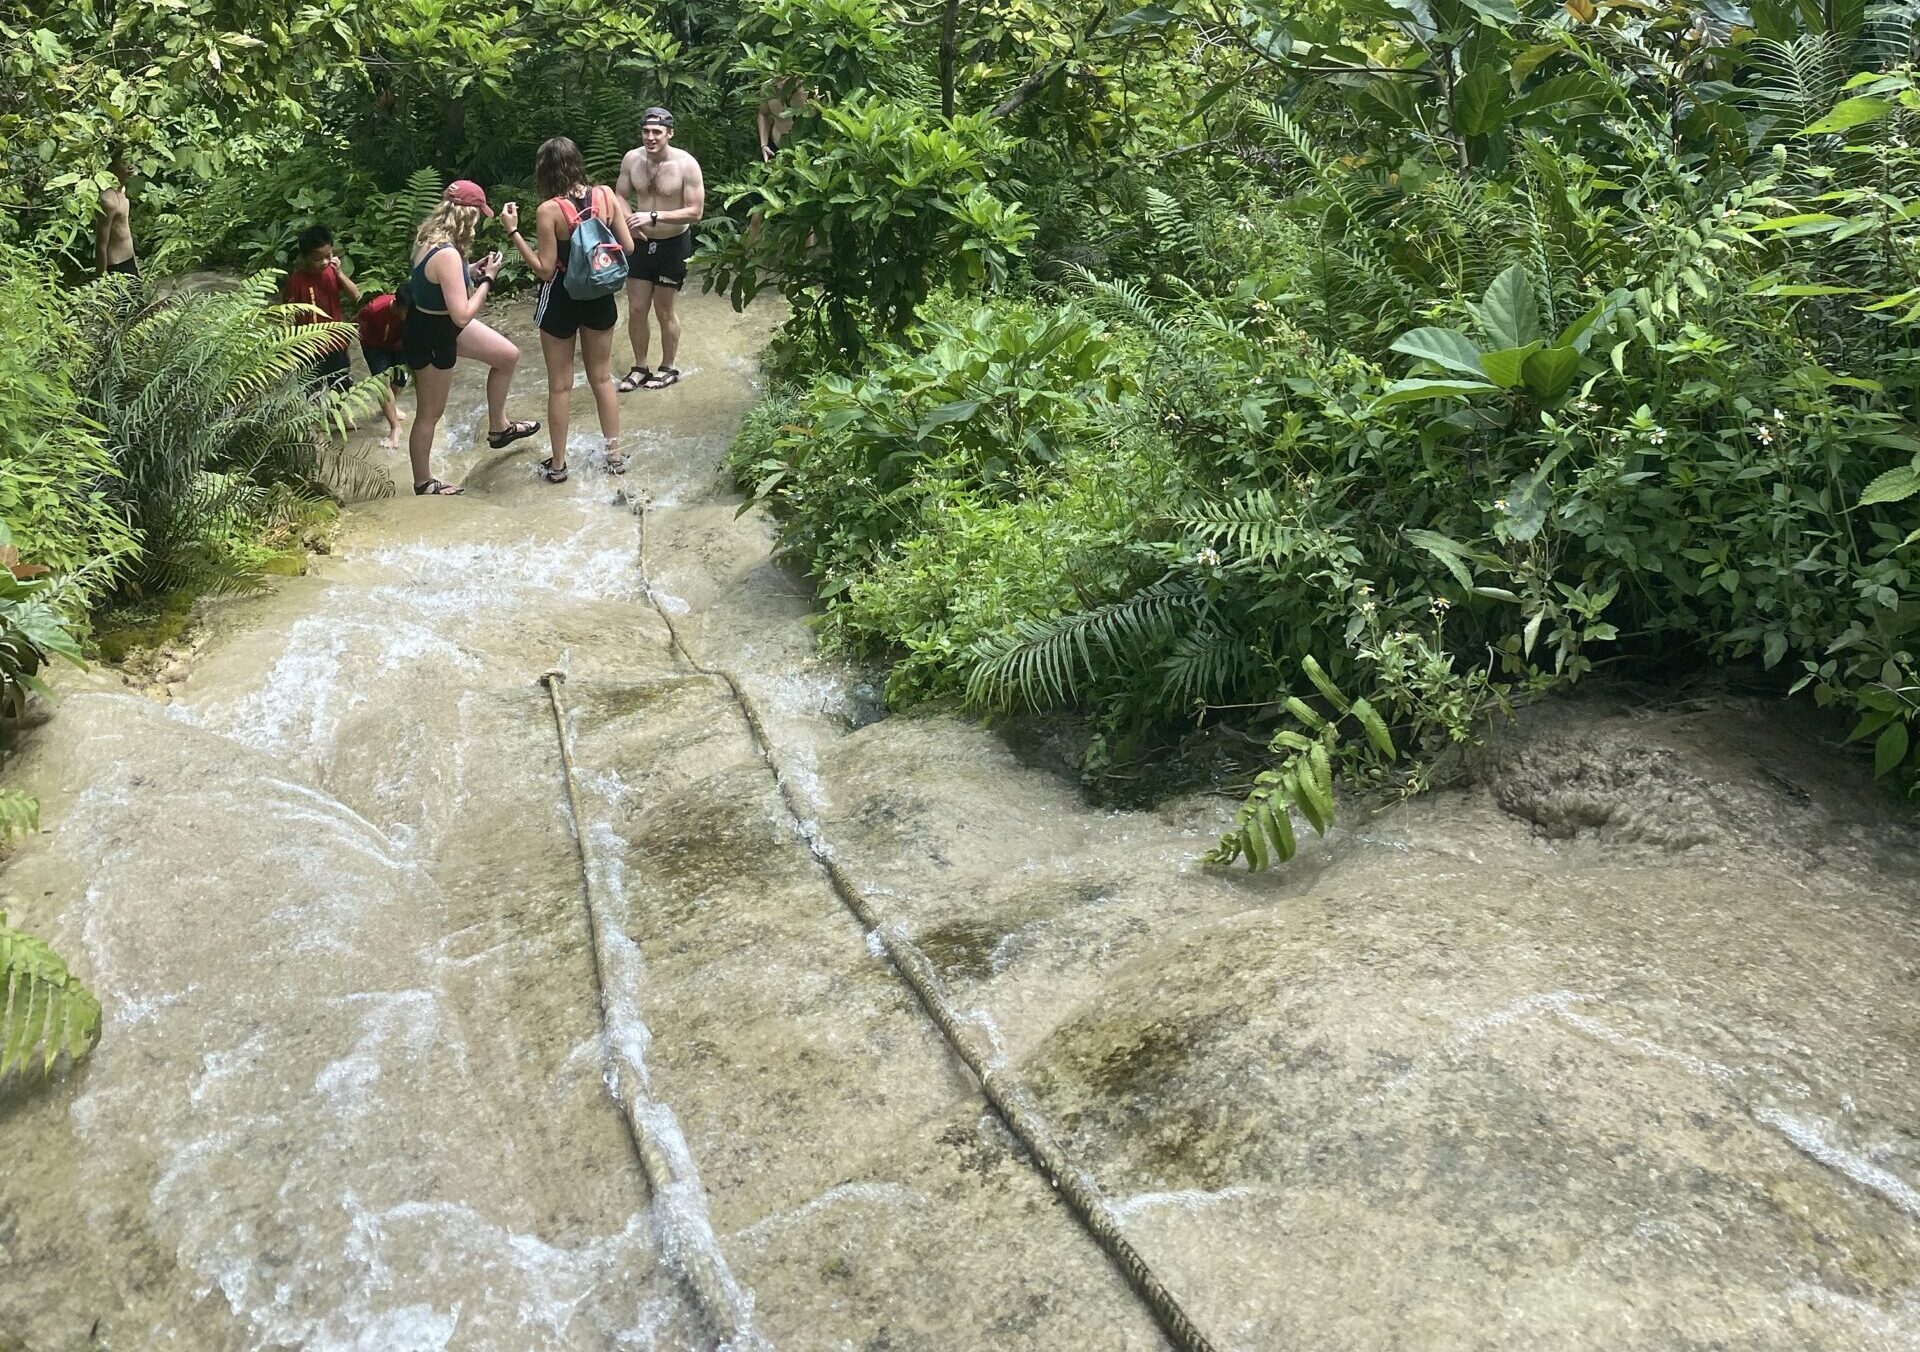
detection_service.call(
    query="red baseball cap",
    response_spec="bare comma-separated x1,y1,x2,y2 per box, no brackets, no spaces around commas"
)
444,179,494,217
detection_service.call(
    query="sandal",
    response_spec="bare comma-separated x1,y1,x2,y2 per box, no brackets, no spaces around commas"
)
414,478,465,496
642,366,681,390
616,365,652,394
487,419,541,449
538,458,569,483
605,446,628,475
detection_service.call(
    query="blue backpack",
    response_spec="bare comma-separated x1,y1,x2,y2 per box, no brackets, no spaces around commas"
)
557,189,628,300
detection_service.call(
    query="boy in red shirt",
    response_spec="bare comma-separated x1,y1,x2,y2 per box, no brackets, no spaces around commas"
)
355,284,412,447
282,224,360,393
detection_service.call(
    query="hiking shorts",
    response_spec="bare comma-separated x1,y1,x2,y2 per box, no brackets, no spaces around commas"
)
404,309,460,371
630,230,694,290
535,277,618,339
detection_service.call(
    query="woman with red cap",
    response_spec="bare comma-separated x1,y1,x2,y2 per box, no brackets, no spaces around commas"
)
402,180,539,496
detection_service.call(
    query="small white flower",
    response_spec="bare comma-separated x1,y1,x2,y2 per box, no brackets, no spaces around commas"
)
1197,547,1221,567
1756,425,1774,445
1649,425,1668,445
1773,408,1787,422
1493,497,1509,511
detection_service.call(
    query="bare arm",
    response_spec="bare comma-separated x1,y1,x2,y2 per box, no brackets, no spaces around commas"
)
758,104,773,158
336,265,362,304
614,150,640,210
95,210,109,274
601,185,636,254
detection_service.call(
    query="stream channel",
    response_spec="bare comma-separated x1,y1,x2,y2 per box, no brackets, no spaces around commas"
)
2,291,1918,1351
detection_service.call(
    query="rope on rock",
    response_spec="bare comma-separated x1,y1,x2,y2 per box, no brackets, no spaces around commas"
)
540,668,765,1352
597,484,1220,1352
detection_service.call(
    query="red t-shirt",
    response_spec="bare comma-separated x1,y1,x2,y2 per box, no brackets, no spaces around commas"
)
284,265,348,351
356,292,404,351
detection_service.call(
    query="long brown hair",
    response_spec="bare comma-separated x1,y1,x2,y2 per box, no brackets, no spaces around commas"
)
535,136,589,201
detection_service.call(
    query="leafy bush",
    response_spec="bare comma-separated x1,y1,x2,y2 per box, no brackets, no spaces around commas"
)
76,275,390,596
735,3,1920,861
0,247,134,593
708,94,1035,362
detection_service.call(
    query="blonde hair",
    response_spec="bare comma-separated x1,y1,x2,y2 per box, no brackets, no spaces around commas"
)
413,202,481,256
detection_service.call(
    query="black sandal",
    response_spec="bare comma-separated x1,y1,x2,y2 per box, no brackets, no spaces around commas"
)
642,366,681,389
414,478,464,496
487,419,541,449
605,446,628,474
616,365,652,394
538,458,569,483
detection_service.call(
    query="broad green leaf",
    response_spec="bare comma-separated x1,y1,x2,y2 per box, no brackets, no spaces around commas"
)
1859,462,1920,506
1467,264,1541,349
1521,345,1581,402
1390,327,1486,378
1097,3,1181,35
1873,721,1910,778
1481,341,1544,389
1801,96,1891,135
1455,63,1508,137
1745,213,1846,233
1372,378,1493,409
1406,528,1476,590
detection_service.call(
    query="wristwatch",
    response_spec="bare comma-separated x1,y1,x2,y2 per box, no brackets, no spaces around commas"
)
649,210,659,227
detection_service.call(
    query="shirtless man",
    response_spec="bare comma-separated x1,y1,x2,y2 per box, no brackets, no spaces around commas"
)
96,155,138,278
614,107,705,391
757,78,811,161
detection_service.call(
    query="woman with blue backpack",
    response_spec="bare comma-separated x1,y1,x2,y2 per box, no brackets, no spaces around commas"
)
501,136,636,481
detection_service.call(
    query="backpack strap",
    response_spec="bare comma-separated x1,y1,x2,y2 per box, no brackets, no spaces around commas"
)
552,189,597,230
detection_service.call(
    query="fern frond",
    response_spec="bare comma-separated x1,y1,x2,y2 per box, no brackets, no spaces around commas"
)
1,912,101,1080
1064,264,1184,345
964,579,1205,711
0,791,37,847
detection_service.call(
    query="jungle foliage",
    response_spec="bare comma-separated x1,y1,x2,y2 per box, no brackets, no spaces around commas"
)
719,0,1920,861
2,0,1918,909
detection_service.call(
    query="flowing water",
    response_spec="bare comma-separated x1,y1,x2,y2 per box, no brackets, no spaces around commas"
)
3,292,1918,1350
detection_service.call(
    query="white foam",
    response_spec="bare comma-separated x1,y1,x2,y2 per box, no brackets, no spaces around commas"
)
1111,1185,1254,1221
1756,1109,1920,1219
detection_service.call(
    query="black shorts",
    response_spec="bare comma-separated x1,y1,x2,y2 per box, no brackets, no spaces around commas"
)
106,256,140,278
535,278,618,339
404,309,460,371
631,231,694,290
366,347,409,388
306,346,352,394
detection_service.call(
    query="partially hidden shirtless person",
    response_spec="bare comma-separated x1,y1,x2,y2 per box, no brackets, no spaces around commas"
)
96,155,138,278
614,107,705,392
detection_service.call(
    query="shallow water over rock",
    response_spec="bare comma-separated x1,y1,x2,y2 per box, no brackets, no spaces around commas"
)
3,291,1917,1350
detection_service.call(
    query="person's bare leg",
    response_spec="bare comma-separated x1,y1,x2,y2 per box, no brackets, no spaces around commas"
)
539,330,577,472
581,325,620,466
654,286,681,372
409,364,454,489
380,382,404,448
621,277,656,390
458,320,521,433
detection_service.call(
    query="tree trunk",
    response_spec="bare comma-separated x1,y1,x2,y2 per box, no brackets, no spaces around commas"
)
939,0,961,119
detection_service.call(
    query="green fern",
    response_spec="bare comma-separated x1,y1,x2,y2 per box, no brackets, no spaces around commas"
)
965,579,1204,711
1,911,100,1082
0,791,36,847
1065,265,1184,346
1207,658,1398,871
76,275,390,595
